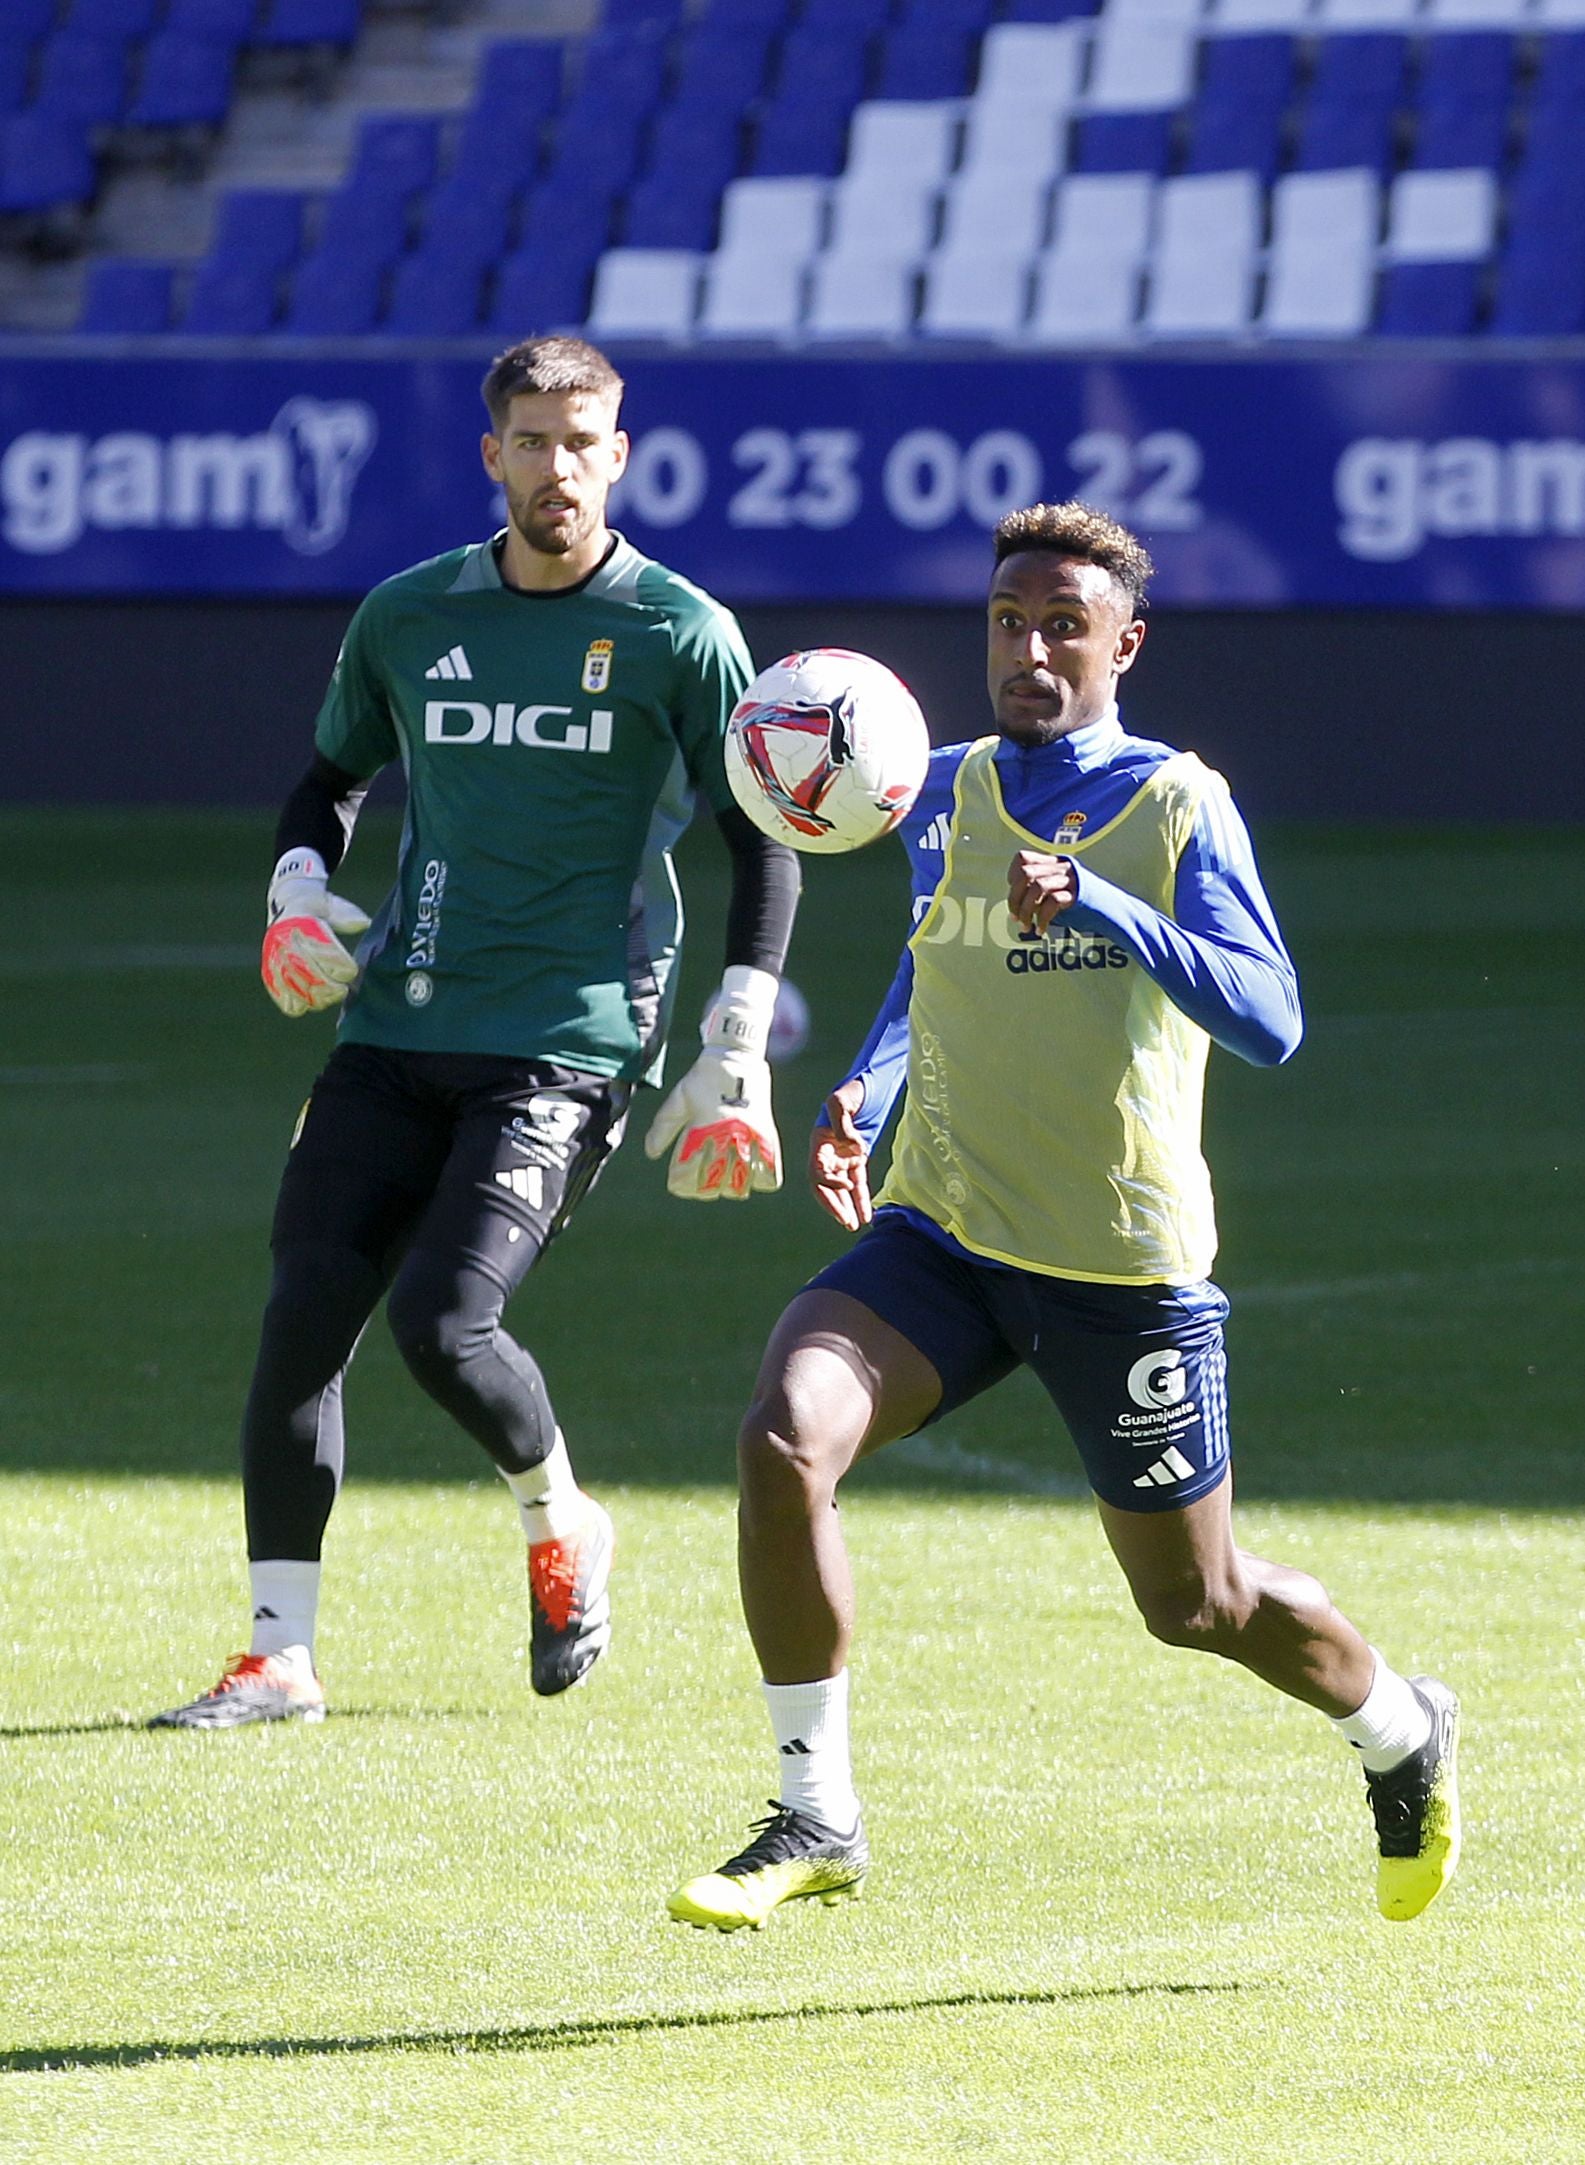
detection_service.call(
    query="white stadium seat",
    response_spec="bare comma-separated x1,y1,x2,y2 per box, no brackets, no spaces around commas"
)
1049,173,1157,264
804,254,919,340
1205,0,1314,25
1313,0,1424,22
715,177,828,261
1535,0,1585,20
696,254,806,339
1100,0,1208,19
920,252,1033,339
1144,172,1262,335
1261,169,1380,335
973,23,1088,114
1028,253,1145,342
1425,0,1529,19
827,175,941,259
587,251,701,341
938,169,1054,257
1085,25,1198,108
956,105,1069,181
843,102,961,187
1384,169,1499,259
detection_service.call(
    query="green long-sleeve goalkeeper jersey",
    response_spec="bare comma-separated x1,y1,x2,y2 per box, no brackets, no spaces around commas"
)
314,530,753,1082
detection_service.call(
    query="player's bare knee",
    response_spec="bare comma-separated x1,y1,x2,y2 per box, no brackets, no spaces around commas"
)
1132,1572,1254,1653
737,1398,849,1514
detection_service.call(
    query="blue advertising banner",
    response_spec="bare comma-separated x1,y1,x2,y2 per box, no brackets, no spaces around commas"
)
2,346,1583,605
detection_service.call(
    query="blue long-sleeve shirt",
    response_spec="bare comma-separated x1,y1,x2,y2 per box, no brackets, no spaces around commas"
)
840,710,1302,1158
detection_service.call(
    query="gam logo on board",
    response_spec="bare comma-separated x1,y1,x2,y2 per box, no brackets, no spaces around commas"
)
0,398,377,557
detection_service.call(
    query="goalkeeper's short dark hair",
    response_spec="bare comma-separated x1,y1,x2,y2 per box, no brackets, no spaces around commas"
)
482,337,625,428
993,501,1155,614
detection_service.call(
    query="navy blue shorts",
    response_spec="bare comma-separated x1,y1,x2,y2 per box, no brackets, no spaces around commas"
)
808,1212,1231,1513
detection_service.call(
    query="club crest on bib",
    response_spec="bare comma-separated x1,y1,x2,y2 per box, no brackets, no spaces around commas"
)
1056,810,1087,846
581,639,613,694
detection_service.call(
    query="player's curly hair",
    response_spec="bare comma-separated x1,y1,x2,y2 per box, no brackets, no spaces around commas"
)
482,337,625,427
993,501,1155,613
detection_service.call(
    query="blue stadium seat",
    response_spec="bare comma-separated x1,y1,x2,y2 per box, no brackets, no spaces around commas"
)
1309,32,1407,105
750,97,849,177
0,42,33,118
485,248,596,333
126,34,237,128
418,180,515,268
64,0,160,38
164,0,259,45
447,111,543,205
314,182,410,262
1376,259,1482,336
208,187,305,267
253,0,361,50
896,0,993,22
183,255,282,331
1531,31,1585,106
0,113,96,210
643,99,744,192
1001,0,1100,20
539,110,643,195
6,0,61,37
622,170,724,249
1410,98,1507,170
574,26,669,113
517,177,614,262
697,0,786,29
1072,112,1175,176
470,38,564,122
601,0,687,24
766,27,869,108
34,32,129,124
1489,231,1585,335
383,248,485,334
1199,32,1296,108
1293,97,1397,175
1520,99,1585,172
801,0,890,27
670,27,773,107
1416,31,1515,106
1184,99,1285,181
874,28,975,100
345,113,442,200
77,257,174,331
282,248,384,332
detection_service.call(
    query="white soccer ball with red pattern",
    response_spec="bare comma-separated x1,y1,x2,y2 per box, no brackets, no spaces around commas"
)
724,648,929,856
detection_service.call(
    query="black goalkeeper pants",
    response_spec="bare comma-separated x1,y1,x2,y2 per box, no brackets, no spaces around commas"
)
241,1044,629,1563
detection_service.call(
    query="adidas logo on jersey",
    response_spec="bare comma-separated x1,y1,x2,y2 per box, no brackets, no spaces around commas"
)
425,645,473,681
495,1165,545,1207
1133,1446,1197,1489
916,813,951,853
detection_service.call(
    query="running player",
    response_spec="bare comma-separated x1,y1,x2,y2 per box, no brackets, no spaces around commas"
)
668,502,1460,1930
152,335,798,1730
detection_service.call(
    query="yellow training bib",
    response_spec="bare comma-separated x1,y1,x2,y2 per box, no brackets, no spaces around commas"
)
877,740,1222,1283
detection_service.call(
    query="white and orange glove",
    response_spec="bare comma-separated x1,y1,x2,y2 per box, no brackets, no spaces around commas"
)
260,848,371,1018
644,965,783,1201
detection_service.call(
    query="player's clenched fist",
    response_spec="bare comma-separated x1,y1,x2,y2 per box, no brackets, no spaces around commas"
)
645,966,783,1201
260,848,372,1018
1007,849,1079,936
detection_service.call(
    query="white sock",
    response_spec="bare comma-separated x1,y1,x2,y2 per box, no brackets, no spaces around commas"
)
1331,1651,1432,1773
764,1671,860,1830
502,1431,586,1543
248,1560,320,1662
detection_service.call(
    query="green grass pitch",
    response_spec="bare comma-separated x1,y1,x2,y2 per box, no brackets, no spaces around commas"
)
1,809,1582,2164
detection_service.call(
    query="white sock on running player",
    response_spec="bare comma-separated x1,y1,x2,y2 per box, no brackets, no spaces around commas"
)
1330,1650,1432,1773
248,1559,320,1661
764,1670,860,1830
502,1431,587,1543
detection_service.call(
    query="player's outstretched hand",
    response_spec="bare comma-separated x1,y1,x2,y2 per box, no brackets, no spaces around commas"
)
1007,849,1079,936
644,966,783,1202
260,848,372,1019
811,1078,872,1231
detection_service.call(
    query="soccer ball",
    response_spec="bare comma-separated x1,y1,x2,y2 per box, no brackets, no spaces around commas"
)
724,648,929,855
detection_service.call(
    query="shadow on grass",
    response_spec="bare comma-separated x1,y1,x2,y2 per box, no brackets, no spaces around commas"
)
0,1706,511,1741
3,1979,1259,2075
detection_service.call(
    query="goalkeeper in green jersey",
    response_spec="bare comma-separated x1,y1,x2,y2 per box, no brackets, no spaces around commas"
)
152,336,799,1730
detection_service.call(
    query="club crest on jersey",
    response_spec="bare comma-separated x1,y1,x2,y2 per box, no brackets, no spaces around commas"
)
1056,811,1087,845
581,639,613,694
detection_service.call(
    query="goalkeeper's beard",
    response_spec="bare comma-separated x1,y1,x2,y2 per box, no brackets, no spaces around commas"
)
505,485,602,559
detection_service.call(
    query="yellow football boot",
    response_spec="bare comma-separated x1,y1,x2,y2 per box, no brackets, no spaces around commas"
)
1365,1676,1461,1921
668,1804,868,1931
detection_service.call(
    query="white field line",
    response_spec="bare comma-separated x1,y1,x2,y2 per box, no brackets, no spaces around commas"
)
890,1435,1089,1497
